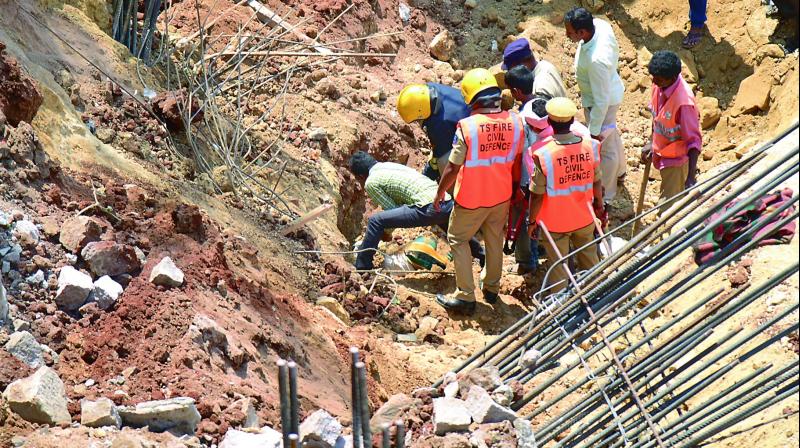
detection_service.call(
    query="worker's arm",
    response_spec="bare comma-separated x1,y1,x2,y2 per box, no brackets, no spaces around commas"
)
527,157,547,238
678,105,703,188
527,193,544,238
364,177,398,211
434,161,461,211
586,59,615,138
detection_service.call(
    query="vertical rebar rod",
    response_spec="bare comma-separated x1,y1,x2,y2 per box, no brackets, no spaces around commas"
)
357,361,373,445
381,423,391,448
278,360,291,447
395,420,405,448
350,347,363,448
289,433,299,448
540,222,666,448
288,361,300,435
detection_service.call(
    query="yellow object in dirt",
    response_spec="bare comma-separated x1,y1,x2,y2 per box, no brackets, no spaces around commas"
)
405,236,449,270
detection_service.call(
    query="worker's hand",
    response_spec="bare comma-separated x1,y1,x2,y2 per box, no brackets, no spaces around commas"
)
685,173,697,189
527,221,538,239
393,235,405,246
380,231,393,243
593,199,608,229
433,190,446,212
640,142,652,164
591,134,603,142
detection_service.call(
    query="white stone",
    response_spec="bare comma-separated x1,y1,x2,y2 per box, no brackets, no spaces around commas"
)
118,397,201,434
219,427,282,448
149,257,184,288
491,385,514,407
444,381,459,398
91,276,124,310
517,348,542,370
4,331,44,368
464,386,517,424
81,398,121,428
300,409,343,447
55,266,94,311
308,128,328,141
433,397,471,435
0,273,8,324
25,270,45,286
3,366,71,425
0,211,11,227
429,30,455,61
12,220,39,246
514,418,537,448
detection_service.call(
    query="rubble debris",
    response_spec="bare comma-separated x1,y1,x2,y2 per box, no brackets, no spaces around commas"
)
517,348,542,370
118,397,202,435
219,427,282,448
458,366,502,398
299,409,343,447
3,366,71,425
11,219,39,246
464,386,517,424
491,385,514,407
81,241,142,277
55,266,94,311
697,96,721,129
151,89,203,132
316,296,351,325
433,397,471,435
3,330,45,368
513,419,537,448
371,393,414,432
0,273,7,324
90,275,124,310
59,216,105,253
429,30,455,61
149,256,184,287
81,397,122,428
0,41,43,126
733,71,773,115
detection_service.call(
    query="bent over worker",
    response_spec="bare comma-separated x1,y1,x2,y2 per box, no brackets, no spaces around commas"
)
397,83,471,181
641,50,702,210
348,151,485,271
528,98,604,291
434,68,525,314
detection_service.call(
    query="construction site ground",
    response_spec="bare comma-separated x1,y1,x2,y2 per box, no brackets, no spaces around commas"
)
0,0,797,446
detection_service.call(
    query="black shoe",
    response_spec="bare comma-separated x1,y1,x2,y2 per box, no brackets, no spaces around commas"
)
436,294,476,314
476,254,486,268
483,290,499,304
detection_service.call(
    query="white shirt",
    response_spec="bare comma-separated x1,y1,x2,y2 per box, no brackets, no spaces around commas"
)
574,18,625,135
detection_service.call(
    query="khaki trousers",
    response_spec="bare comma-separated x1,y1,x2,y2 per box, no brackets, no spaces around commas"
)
658,163,689,210
587,105,626,202
448,201,509,302
542,222,599,292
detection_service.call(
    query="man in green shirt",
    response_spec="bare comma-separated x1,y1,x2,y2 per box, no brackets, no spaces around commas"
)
349,151,484,270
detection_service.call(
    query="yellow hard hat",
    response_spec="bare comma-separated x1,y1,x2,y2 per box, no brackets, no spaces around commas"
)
397,84,432,123
460,68,499,104
545,97,578,123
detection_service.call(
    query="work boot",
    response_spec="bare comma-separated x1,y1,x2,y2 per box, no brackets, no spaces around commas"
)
482,290,499,304
476,254,486,268
516,263,536,276
436,294,476,314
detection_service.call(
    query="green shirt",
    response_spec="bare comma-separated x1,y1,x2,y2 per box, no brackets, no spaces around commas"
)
364,162,450,210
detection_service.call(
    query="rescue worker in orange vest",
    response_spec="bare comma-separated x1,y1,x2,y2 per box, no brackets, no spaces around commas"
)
641,50,702,210
433,68,525,314
527,97,603,291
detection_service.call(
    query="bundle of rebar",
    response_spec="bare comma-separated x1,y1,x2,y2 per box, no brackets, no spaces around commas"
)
277,349,405,446
434,124,800,447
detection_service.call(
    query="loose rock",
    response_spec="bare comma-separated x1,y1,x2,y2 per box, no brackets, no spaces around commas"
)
11,220,39,246
429,30,455,61
90,275,124,310
149,257,184,288
81,397,121,428
316,296,351,325
55,266,94,311
697,96,721,129
219,427,282,448
3,366,71,425
370,393,414,432
514,418,537,448
458,366,502,398
82,242,141,277
732,71,773,115
433,397,471,435
464,386,517,424
300,409,343,447
3,331,44,368
59,216,104,253
118,397,202,435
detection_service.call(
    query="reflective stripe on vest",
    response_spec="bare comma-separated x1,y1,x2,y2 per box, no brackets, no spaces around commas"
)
534,138,597,233
454,111,524,209
650,76,697,159
538,139,599,197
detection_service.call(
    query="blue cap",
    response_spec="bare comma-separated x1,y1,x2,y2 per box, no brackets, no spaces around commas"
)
501,38,533,70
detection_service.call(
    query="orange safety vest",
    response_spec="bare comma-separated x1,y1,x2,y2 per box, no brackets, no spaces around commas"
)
534,136,600,233
453,110,524,209
650,76,698,159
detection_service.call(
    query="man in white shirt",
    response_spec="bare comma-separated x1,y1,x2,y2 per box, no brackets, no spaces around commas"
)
564,7,627,204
